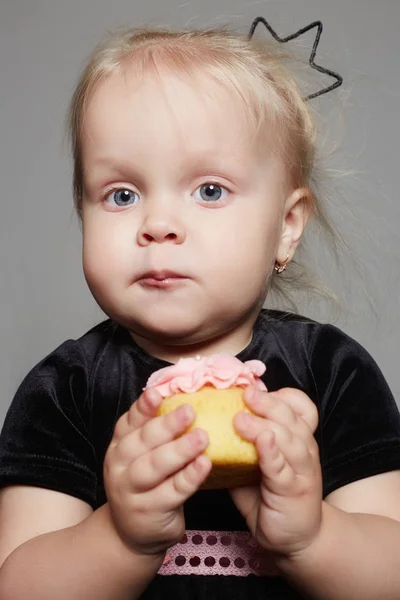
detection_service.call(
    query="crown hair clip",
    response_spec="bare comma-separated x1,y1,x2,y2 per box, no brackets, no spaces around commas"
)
248,16,343,101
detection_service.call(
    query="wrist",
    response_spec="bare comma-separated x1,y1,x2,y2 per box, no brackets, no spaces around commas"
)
275,501,333,575
93,504,166,568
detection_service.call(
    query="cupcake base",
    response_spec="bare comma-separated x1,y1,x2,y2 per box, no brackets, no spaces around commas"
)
157,386,261,490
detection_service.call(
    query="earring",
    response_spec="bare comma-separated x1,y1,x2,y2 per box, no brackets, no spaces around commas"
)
274,253,290,274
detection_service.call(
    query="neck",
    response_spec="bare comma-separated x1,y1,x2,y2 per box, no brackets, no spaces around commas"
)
129,319,257,364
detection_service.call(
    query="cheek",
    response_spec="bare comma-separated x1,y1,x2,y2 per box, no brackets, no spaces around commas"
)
201,218,278,296
217,209,280,266
82,217,128,287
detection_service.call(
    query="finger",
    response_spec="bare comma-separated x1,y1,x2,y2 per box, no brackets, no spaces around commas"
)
112,388,164,442
256,430,296,494
243,387,300,431
111,402,197,465
152,453,213,511
243,387,318,433
235,414,316,476
256,428,319,500
234,405,313,449
272,388,319,432
128,427,210,492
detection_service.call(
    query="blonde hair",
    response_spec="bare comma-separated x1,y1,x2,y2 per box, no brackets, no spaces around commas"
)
66,24,342,311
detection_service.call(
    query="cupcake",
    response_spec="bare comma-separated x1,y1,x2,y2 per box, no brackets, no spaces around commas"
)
145,354,267,489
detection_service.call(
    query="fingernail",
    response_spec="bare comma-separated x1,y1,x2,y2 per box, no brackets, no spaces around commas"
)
245,386,257,401
239,412,252,426
146,388,161,408
189,429,208,448
178,404,194,422
194,455,209,471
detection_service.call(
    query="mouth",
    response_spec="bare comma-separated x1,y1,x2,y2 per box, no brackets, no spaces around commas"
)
136,270,189,289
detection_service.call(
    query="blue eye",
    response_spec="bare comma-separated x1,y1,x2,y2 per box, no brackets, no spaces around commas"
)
193,183,229,203
105,188,139,207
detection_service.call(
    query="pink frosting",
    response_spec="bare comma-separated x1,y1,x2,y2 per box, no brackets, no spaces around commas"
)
145,354,267,398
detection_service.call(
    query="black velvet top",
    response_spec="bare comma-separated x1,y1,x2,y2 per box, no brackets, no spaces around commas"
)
1,309,400,599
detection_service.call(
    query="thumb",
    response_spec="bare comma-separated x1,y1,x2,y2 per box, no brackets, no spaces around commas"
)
269,388,319,433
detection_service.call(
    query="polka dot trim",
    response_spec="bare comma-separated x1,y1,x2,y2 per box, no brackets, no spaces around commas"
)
158,530,279,577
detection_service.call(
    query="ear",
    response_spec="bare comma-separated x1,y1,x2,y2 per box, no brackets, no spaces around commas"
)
276,187,313,263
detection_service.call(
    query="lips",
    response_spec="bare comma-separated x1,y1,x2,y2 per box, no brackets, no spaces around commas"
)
138,270,186,281
136,270,189,288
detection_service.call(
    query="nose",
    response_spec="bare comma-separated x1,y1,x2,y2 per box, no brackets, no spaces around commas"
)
136,213,186,246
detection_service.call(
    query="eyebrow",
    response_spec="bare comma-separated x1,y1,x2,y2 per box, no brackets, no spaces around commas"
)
84,151,252,187
89,148,247,168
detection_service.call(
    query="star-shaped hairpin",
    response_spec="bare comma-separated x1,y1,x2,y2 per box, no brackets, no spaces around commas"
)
248,17,343,101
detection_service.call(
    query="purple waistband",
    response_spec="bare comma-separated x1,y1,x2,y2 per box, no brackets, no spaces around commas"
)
158,530,279,577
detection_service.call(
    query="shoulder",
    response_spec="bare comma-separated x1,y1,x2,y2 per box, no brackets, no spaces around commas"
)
254,309,393,406
0,322,122,510
257,308,374,363
7,319,128,422
24,319,122,381
256,312,400,498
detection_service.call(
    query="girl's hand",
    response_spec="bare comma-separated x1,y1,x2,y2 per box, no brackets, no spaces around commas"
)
230,387,322,558
103,388,211,558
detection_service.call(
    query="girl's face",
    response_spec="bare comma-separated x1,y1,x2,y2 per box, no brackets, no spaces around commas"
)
80,66,310,360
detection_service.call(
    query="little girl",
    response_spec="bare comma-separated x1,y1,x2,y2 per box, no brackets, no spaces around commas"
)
0,22,400,600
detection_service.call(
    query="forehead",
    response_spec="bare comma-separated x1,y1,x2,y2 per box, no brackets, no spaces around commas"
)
81,64,262,163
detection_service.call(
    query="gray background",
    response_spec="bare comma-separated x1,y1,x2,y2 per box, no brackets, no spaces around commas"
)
1,0,399,422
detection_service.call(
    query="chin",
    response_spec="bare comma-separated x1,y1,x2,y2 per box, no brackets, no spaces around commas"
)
99,295,257,347
118,310,206,343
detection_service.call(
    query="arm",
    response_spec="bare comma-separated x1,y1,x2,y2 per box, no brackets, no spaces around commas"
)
0,387,211,600
276,471,400,600
230,384,400,600
0,486,164,600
